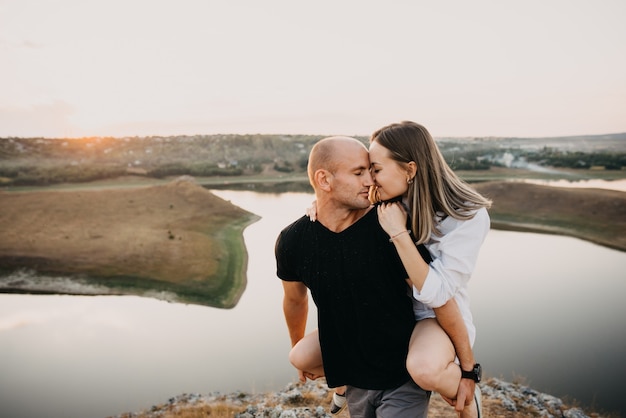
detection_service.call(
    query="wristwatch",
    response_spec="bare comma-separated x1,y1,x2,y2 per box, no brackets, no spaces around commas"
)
461,363,482,382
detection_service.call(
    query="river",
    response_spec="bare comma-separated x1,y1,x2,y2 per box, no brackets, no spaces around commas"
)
0,180,624,417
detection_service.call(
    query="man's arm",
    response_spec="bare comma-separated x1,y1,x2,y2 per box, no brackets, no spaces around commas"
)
282,280,309,347
434,298,476,411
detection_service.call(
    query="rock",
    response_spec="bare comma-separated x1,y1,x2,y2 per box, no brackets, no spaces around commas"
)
112,377,601,418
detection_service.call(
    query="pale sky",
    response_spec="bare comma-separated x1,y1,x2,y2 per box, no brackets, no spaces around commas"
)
1,0,625,139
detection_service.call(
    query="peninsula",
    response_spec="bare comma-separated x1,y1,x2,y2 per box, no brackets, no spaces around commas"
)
0,177,259,308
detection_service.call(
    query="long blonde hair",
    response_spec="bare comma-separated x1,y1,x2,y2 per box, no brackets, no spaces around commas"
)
370,121,492,244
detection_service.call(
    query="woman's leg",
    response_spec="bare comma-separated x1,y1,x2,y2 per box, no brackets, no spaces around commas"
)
406,318,460,398
406,318,478,417
289,329,325,380
288,329,347,414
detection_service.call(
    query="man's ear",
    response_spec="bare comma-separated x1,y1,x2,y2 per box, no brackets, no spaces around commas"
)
314,169,332,191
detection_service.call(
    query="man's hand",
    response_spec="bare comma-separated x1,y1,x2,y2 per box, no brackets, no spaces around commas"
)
302,370,323,381
296,369,322,383
442,378,475,412
297,369,307,383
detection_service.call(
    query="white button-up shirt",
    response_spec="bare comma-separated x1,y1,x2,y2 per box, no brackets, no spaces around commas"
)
411,207,490,346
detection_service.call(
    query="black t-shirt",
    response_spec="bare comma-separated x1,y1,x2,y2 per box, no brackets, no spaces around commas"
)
275,208,416,389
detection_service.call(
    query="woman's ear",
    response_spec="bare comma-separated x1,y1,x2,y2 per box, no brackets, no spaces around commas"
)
407,161,417,182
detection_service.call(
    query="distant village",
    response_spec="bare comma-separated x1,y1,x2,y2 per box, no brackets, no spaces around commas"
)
1,132,624,186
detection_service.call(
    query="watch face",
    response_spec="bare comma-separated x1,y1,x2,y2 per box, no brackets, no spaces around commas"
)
475,363,482,382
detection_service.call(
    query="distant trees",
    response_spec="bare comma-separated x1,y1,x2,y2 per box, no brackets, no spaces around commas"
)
523,147,625,170
0,135,623,186
0,163,127,185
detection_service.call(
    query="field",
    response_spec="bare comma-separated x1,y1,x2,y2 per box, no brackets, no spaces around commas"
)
0,177,259,308
473,180,626,251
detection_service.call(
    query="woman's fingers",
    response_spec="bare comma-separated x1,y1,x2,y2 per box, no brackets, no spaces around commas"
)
305,200,318,222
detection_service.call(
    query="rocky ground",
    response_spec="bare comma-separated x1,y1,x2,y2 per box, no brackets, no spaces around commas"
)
111,378,602,418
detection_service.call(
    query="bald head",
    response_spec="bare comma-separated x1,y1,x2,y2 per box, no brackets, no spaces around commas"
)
307,136,368,186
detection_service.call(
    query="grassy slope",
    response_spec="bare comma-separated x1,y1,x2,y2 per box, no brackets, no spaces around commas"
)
473,181,626,252
0,177,259,308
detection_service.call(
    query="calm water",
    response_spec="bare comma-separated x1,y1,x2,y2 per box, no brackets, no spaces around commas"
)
0,182,624,418
520,177,626,192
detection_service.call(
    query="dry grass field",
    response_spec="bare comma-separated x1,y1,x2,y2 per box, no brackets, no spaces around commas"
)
0,177,259,307
474,181,626,251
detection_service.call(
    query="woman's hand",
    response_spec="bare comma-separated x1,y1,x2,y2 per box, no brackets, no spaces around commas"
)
377,202,408,238
305,200,318,222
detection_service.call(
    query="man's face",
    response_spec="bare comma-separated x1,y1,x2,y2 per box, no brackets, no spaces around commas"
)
328,144,373,209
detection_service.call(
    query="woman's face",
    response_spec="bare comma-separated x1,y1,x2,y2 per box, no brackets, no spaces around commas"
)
369,141,410,201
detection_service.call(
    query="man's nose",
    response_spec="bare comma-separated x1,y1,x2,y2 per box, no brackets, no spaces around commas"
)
364,170,374,186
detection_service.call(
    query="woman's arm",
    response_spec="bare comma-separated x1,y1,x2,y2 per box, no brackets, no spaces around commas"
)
378,202,430,291
380,202,479,408
413,207,490,307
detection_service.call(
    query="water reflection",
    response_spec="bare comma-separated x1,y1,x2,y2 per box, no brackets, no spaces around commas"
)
470,229,626,415
519,177,626,192
0,187,624,417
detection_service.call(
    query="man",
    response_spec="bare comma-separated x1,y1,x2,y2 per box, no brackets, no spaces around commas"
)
275,136,430,417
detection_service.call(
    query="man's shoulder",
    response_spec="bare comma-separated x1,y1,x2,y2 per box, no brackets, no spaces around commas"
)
275,215,313,281
279,215,311,236
277,215,316,249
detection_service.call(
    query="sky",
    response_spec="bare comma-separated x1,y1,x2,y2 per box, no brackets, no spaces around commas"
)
1,0,625,139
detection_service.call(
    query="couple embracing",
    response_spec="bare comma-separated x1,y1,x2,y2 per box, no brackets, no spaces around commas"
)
275,121,491,418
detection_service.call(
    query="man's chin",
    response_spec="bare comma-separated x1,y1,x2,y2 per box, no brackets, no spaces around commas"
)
357,196,373,208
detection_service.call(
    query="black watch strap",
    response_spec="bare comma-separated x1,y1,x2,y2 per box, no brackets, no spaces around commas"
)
461,363,482,382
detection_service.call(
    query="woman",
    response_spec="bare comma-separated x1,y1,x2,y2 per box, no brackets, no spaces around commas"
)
292,121,490,417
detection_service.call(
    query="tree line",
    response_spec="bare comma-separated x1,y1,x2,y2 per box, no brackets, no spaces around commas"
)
0,134,624,186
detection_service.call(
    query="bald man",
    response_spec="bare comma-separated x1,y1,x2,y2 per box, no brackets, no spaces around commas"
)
276,136,430,417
